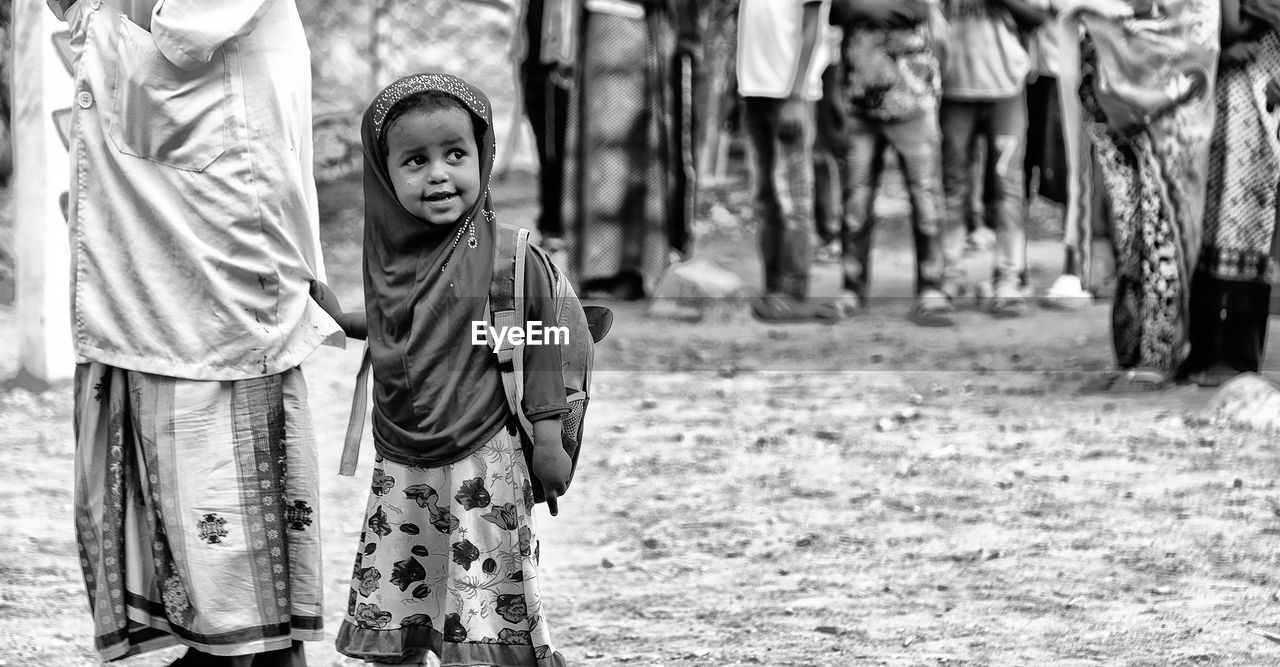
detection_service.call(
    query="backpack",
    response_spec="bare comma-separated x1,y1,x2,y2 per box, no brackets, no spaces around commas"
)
487,226,612,514
339,227,612,516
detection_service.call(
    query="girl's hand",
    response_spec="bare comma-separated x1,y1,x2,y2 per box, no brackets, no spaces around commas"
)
531,418,571,515
309,280,368,340
310,279,345,321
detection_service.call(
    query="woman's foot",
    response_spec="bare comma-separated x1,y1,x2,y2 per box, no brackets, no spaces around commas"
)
1188,363,1239,388
1091,367,1171,393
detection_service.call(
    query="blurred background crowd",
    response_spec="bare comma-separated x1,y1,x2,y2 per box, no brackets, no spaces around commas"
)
507,0,1276,390
1,0,1277,389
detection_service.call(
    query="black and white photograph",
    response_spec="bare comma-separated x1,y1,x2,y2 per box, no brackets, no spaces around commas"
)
2,0,1280,664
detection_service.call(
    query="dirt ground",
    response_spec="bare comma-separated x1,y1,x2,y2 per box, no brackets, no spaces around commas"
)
2,170,1280,666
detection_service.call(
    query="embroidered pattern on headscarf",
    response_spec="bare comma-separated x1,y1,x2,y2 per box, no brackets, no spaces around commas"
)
371,73,488,139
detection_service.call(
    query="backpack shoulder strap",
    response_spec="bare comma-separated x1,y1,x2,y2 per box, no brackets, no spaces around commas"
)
489,226,523,363
488,227,535,439
339,343,373,476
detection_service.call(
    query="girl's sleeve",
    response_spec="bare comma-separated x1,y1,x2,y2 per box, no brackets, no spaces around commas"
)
521,248,570,423
150,0,276,70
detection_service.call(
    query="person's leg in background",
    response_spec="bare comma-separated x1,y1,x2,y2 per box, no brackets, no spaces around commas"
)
1088,147,1117,298
1182,268,1221,381
744,97,834,321
773,98,818,300
985,91,1030,315
885,110,953,326
966,143,997,252
1260,279,1275,370
534,80,570,241
841,114,887,308
521,0,569,243
743,97,786,295
940,99,981,297
1184,272,1273,385
813,64,846,260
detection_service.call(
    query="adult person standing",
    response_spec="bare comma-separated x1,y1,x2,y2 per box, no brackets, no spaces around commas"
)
737,0,837,321
938,0,1053,317
1181,0,1280,386
560,0,700,301
1059,0,1219,389
51,0,340,663
517,0,574,250
832,0,956,326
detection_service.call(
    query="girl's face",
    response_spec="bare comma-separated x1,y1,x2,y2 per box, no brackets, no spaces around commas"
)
385,106,481,226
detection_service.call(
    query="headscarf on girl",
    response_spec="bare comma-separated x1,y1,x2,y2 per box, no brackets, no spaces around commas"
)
361,73,510,466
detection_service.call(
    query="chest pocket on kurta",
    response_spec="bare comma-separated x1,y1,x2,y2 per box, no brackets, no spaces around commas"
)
106,15,230,172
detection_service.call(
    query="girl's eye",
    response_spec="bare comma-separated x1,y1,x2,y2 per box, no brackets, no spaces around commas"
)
405,155,426,167
448,149,467,161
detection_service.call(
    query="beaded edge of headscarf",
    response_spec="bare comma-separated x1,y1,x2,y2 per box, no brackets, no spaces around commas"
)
371,73,490,141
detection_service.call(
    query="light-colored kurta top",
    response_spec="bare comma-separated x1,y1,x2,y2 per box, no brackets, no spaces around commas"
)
737,0,832,101
63,0,340,380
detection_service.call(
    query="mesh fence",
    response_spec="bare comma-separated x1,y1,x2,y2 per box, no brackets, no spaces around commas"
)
302,0,743,184
301,0,532,182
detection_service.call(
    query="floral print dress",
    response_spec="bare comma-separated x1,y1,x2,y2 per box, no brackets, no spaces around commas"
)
1076,0,1220,376
334,429,567,666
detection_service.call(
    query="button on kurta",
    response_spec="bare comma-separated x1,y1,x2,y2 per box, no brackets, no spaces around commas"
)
77,91,93,109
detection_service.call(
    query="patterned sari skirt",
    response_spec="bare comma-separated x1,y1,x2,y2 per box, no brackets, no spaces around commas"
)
1078,28,1216,376
334,428,567,667
72,363,324,661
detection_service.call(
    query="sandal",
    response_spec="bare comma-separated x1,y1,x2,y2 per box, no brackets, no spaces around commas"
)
990,281,1028,318
1098,367,1171,393
814,239,842,264
1039,274,1093,311
834,290,862,318
751,294,840,323
1188,364,1238,388
909,289,955,327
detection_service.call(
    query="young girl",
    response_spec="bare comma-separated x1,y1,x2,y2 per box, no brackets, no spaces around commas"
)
312,73,572,667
